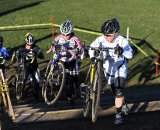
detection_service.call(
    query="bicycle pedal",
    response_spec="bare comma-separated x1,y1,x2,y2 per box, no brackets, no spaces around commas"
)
11,82,15,86
80,83,87,88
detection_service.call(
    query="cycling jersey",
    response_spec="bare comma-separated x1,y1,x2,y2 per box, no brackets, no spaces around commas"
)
47,34,83,75
55,34,82,49
15,44,44,69
89,35,133,84
15,44,44,82
54,34,83,62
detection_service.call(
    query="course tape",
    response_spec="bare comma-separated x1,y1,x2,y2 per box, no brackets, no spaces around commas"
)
0,23,157,64
128,38,149,57
0,23,52,30
129,38,159,65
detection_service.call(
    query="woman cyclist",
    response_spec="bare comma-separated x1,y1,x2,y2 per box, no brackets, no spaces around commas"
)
89,18,134,125
13,33,44,101
47,20,84,104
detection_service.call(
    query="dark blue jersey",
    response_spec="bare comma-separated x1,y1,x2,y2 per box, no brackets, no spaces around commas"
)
15,44,44,71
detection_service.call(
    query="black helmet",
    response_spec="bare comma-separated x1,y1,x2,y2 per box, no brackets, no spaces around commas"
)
25,32,34,45
0,35,3,45
101,18,120,35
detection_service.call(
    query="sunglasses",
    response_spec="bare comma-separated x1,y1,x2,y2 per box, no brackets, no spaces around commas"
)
63,34,71,37
26,43,32,46
105,34,115,37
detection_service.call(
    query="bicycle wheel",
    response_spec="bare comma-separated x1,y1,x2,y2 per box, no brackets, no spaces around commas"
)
83,65,92,117
15,74,24,101
42,60,52,98
44,61,65,105
83,85,91,117
92,61,102,123
41,78,45,98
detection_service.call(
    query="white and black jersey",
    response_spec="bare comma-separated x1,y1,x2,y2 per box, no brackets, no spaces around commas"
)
89,35,133,84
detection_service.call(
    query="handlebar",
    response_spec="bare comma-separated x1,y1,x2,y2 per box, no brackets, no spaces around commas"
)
90,45,123,62
47,42,81,62
11,50,35,64
90,46,113,51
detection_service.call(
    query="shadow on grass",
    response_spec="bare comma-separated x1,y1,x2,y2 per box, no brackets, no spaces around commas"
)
6,32,56,53
129,31,158,56
127,56,159,84
0,0,45,17
80,55,158,86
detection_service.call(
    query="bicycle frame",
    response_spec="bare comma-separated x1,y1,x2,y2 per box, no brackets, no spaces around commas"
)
82,46,109,123
90,64,95,85
43,43,79,105
14,51,36,101
43,59,66,106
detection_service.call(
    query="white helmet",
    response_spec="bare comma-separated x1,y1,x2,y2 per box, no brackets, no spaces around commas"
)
60,20,73,35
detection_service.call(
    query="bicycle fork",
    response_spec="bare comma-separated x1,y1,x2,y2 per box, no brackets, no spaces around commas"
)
80,64,95,100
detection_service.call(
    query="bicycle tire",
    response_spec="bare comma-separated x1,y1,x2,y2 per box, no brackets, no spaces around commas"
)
83,65,92,117
41,78,45,98
15,74,24,101
44,61,65,105
42,60,52,98
83,90,91,117
92,61,102,123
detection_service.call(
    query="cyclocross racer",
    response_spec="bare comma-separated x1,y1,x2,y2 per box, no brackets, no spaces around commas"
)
47,20,84,104
13,32,44,101
0,35,10,78
89,18,134,125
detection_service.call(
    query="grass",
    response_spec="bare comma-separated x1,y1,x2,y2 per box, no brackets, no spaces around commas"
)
0,0,160,85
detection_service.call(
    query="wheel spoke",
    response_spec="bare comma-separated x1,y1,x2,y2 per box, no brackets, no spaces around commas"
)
44,62,65,105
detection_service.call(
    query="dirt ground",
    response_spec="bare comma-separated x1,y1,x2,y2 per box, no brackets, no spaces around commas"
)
3,110,160,130
1,83,160,130
2,64,160,130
